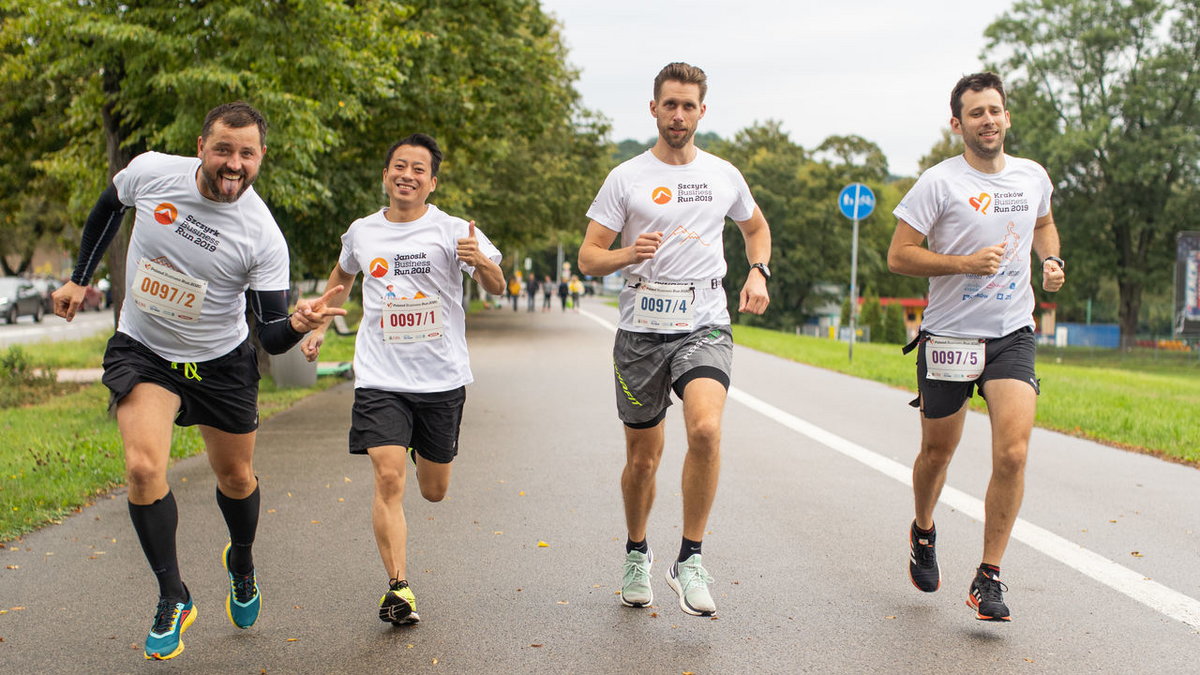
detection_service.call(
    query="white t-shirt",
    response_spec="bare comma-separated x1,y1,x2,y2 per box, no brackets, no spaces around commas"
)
113,151,290,361
893,154,1053,338
586,149,757,333
338,205,502,393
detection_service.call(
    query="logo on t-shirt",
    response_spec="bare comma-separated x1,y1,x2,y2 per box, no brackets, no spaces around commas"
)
369,258,389,278
154,203,178,225
968,193,992,214
652,186,673,205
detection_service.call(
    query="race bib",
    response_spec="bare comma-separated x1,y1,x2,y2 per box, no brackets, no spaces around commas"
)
382,295,443,343
924,336,986,381
632,281,696,330
130,258,207,321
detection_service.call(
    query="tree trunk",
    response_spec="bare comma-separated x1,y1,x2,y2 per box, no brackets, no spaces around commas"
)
1118,279,1142,350
101,67,134,330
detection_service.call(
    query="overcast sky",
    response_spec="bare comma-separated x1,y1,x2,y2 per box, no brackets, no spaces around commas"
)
539,0,1019,177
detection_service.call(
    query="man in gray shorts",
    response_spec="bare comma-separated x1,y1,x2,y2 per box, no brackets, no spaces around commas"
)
578,62,771,617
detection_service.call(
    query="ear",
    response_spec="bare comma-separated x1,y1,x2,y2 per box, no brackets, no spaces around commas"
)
196,135,205,156
949,116,963,136
698,102,707,120
1002,110,1012,129
649,99,658,118
429,176,437,193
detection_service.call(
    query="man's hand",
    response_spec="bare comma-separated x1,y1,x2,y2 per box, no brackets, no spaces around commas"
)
964,241,1007,275
456,221,486,267
1042,259,1065,292
738,270,769,315
300,330,325,363
51,282,87,321
630,231,663,265
290,284,347,333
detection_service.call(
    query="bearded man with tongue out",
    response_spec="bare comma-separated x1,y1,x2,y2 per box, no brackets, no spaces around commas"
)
52,101,344,661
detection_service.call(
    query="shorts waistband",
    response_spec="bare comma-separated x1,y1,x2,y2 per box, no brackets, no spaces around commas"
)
625,276,724,290
903,326,1033,355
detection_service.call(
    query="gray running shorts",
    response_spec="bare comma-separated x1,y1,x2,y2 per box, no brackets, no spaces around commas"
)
612,325,733,428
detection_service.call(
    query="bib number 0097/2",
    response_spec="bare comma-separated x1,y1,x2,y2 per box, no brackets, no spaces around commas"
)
382,296,443,343
924,336,986,381
130,258,208,321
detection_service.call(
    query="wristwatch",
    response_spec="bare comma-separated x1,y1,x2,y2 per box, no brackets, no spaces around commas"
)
1043,256,1065,270
750,262,771,281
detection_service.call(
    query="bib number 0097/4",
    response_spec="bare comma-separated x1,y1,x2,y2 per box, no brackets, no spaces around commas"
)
130,258,207,321
382,296,443,343
924,336,986,381
632,281,696,330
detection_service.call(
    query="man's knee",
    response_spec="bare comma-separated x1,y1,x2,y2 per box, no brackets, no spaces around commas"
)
374,466,406,499
686,416,721,454
992,443,1029,477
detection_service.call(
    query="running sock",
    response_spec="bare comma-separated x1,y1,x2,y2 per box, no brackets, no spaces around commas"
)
913,521,935,536
216,482,261,575
626,538,649,555
979,563,1001,579
128,491,186,601
678,537,703,563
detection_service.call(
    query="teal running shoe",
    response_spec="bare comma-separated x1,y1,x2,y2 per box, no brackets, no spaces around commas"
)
666,554,716,616
144,593,196,660
620,549,654,607
223,542,261,628
379,578,420,625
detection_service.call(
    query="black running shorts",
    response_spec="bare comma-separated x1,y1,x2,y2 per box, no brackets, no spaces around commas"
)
348,386,466,463
101,332,260,434
910,327,1039,419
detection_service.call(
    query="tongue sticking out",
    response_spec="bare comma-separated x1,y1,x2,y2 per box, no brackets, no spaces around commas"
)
220,172,242,196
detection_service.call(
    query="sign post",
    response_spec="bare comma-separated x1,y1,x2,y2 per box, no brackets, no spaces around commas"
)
837,183,876,362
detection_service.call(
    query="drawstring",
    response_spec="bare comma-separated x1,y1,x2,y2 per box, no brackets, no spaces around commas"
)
171,362,202,381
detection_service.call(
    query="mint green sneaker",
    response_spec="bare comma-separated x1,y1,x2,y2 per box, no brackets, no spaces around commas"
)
666,554,716,616
144,592,196,660
621,549,654,607
223,542,261,628
380,578,420,625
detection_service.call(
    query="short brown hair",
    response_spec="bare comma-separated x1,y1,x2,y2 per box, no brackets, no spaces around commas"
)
201,101,268,145
653,62,707,102
951,72,1006,120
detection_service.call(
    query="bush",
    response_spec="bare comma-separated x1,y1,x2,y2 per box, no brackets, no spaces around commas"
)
0,346,72,408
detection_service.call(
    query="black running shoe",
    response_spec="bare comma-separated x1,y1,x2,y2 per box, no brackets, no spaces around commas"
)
908,521,940,592
967,568,1011,621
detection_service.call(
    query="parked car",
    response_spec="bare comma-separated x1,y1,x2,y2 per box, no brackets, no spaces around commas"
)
29,278,61,314
0,277,44,324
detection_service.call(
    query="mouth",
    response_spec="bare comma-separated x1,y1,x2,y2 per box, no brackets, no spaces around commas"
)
219,170,244,194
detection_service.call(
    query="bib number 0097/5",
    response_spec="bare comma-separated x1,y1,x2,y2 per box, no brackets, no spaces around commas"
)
632,281,696,330
924,336,986,381
130,258,207,321
382,296,443,343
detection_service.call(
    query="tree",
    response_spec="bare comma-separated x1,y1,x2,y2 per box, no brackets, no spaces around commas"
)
985,0,1200,346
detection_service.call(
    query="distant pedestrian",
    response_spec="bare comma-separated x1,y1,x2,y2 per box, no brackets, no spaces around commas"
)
568,275,583,312
526,274,539,312
508,276,522,312
541,275,553,311
557,278,569,311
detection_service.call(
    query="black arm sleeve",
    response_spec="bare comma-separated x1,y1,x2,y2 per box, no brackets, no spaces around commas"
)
71,184,127,286
249,289,307,355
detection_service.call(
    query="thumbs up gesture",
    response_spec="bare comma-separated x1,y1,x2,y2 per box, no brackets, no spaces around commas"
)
457,220,483,266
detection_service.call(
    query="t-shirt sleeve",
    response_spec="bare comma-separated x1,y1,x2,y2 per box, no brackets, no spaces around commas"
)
338,226,361,276
461,222,502,275
1036,165,1053,218
585,168,627,233
112,152,197,206
725,164,757,223
892,169,944,236
248,217,291,292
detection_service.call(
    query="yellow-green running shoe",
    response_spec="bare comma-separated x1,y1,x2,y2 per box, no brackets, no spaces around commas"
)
379,578,420,625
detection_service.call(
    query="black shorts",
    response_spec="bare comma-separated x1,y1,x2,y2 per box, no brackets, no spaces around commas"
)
101,332,260,434
909,327,1039,419
348,387,466,463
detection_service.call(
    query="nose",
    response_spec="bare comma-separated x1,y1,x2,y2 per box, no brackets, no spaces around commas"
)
226,153,243,171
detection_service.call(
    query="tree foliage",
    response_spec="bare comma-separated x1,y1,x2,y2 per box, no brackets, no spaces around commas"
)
985,0,1200,344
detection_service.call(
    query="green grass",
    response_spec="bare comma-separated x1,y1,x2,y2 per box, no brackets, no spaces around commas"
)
733,326,1200,464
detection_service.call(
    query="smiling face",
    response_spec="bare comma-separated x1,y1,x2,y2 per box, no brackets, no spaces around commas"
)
951,87,1010,162
196,121,265,203
651,80,706,150
382,143,437,212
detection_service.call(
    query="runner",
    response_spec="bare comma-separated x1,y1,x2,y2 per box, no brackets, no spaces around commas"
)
51,102,343,660
577,62,771,617
300,133,504,626
887,72,1066,622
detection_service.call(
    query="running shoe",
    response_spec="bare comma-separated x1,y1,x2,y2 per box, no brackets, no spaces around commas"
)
144,592,196,660
379,578,420,625
967,568,1011,621
620,549,654,607
666,554,716,616
223,542,261,628
908,521,940,592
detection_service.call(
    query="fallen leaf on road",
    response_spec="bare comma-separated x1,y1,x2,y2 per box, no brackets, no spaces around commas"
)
650,612,658,618
344,476,352,483
1109,519,1117,523
556,601,568,605
10,607,25,611
286,638,300,642
287,492,293,498
406,644,414,649
5,565,17,570
293,605,302,609
518,491,526,496
493,531,503,535
1025,658,1035,663
311,520,321,524
885,615,896,620
267,509,277,514
537,540,549,547
1131,551,1144,557
338,498,345,503
432,658,438,664
180,477,188,482
531,644,543,648
592,584,601,588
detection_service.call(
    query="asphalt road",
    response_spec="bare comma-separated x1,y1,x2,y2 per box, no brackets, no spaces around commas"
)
2,301,1197,673
0,308,113,348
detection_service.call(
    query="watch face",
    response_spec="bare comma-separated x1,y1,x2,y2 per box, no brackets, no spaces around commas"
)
753,263,770,279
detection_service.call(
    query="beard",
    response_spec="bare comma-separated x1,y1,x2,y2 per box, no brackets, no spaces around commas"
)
964,130,1004,161
660,123,695,149
199,165,253,203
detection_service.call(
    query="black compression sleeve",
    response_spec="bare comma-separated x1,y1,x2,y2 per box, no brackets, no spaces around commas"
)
249,289,307,355
71,184,127,286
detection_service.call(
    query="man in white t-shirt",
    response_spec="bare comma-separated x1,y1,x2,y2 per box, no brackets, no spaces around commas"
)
578,62,771,617
300,133,504,627
52,102,342,660
888,73,1065,622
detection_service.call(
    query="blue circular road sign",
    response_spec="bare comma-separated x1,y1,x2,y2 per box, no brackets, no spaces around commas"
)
838,183,876,220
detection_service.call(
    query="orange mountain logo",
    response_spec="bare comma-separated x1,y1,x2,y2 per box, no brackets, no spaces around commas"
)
968,192,992,214
153,203,178,225
652,187,672,205
369,258,389,278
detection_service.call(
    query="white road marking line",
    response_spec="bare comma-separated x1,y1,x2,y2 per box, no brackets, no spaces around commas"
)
580,308,1200,631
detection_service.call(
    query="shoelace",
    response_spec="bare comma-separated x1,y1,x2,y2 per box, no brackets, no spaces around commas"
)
623,557,651,584
678,561,714,592
170,361,202,381
151,598,180,633
913,538,936,565
388,578,408,593
231,571,257,602
977,574,1009,603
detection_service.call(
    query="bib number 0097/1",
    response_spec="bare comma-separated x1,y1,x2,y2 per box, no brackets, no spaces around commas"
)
130,258,207,321
632,281,695,330
924,336,986,381
382,296,443,343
